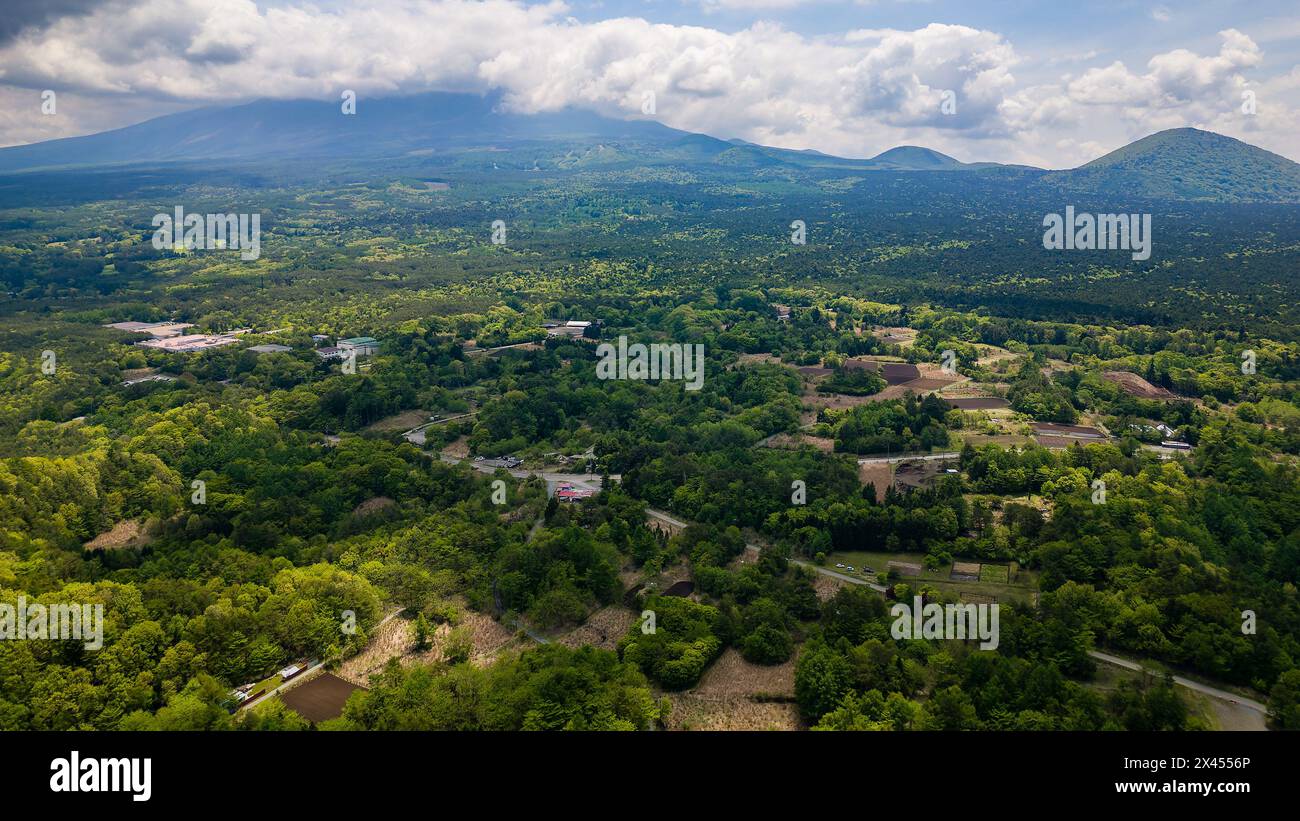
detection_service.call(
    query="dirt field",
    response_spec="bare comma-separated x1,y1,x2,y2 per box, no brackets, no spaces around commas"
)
843,359,920,384
945,397,1010,410
367,409,432,432
1103,370,1177,399
1036,434,1090,449
1032,422,1106,437
903,377,955,391
278,673,363,723
442,436,471,458
858,461,892,501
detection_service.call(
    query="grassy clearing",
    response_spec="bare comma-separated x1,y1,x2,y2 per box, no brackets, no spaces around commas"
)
825,549,1038,603
979,564,1010,584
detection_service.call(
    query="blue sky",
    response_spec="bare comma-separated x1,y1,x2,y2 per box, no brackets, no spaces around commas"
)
0,0,1296,166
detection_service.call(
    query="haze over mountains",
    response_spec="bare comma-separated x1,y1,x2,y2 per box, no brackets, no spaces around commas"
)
1,92,1298,203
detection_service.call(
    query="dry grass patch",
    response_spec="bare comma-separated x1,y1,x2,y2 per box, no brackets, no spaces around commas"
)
442,436,471,458
763,432,835,452
813,572,848,601
555,606,637,651
352,496,395,517
366,410,433,432
858,462,892,501
692,648,796,698
84,519,152,551
665,697,803,731
338,616,413,685
732,353,783,369
338,606,525,686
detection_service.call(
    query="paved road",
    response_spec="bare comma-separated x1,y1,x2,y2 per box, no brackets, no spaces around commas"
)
646,507,1269,724
856,451,961,465
790,558,890,593
462,342,538,356
401,412,479,445
646,507,890,593
1088,650,1268,714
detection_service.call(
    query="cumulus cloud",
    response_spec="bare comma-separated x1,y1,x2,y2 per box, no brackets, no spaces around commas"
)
0,0,1292,166
1067,29,1260,110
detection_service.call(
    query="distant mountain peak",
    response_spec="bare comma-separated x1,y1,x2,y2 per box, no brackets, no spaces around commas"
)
0,93,1296,201
1061,126,1300,202
868,145,964,170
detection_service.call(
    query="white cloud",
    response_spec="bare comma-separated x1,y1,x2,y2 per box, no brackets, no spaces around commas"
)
1068,29,1260,110
0,1,1293,166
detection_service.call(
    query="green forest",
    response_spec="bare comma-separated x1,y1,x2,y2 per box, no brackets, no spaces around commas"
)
2,151,1299,733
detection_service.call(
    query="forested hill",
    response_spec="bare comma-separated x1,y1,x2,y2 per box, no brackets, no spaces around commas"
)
1045,128,1300,203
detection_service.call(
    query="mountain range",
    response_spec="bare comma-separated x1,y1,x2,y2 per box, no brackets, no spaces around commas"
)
1,92,1298,202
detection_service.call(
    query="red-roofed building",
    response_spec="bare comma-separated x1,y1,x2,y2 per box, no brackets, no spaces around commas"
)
555,483,596,503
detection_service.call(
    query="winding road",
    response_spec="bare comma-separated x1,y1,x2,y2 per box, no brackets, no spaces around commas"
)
1087,649,1267,718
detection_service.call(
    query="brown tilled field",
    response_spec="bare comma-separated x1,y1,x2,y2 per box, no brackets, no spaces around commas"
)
1036,434,1088,449
945,397,1011,410
902,377,955,391
1103,371,1176,399
858,461,892,501
278,673,363,723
